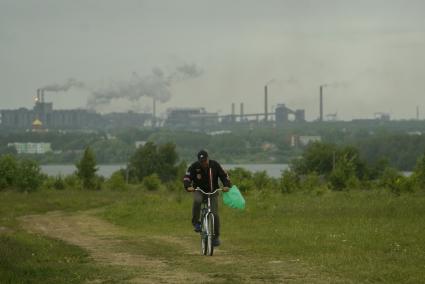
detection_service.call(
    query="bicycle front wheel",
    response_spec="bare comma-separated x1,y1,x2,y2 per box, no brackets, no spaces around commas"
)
206,213,215,256
201,221,207,255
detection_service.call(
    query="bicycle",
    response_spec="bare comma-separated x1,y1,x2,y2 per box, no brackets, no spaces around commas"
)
195,187,222,256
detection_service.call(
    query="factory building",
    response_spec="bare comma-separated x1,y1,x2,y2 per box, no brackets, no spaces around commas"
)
1,108,33,128
0,106,104,130
1,88,310,131
0,92,152,130
103,112,152,129
275,104,305,127
164,108,219,129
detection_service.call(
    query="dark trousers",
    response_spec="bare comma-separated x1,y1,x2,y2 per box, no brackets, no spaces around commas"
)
192,191,220,237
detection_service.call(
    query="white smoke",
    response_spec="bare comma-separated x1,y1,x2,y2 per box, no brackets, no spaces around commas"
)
41,78,85,92
87,64,203,110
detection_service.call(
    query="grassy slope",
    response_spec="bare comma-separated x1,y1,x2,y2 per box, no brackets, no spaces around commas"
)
0,190,135,283
100,189,425,283
1,188,425,283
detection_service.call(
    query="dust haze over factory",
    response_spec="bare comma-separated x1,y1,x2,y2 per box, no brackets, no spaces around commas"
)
1,0,425,128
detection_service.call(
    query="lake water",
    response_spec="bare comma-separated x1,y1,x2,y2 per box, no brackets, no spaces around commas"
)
41,163,289,178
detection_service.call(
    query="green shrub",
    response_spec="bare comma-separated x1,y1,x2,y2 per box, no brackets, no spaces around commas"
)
176,161,188,181
236,178,256,193
15,159,44,192
107,171,128,191
75,147,98,190
411,154,425,190
299,173,323,192
42,175,66,190
93,176,104,191
142,174,161,191
63,174,82,190
397,176,415,193
378,168,414,195
345,175,362,190
129,142,179,182
228,167,253,183
279,170,299,193
368,157,390,180
53,175,66,190
0,155,18,189
165,179,183,192
252,171,275,190
313,184,331,196
291,142,334,175
292,142,369,184
41,176,55,190
328,153,359,191
228,167,255,192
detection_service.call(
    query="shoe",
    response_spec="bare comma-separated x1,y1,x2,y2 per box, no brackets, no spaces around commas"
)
212,237,221,247
193,223,201,233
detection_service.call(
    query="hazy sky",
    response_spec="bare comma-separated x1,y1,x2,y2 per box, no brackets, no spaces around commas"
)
1,0,425,120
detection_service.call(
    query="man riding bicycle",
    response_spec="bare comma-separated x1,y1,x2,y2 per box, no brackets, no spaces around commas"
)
183,150,231,247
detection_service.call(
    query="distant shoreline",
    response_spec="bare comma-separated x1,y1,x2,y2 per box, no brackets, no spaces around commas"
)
41,163,289,178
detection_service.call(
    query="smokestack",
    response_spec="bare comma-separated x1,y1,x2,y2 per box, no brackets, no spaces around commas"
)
240,103,244,121
319,85,323,122
231,103,235,122
264,85,268,121
153,98,156,127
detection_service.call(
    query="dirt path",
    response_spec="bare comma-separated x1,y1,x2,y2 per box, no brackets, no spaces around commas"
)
20,211,212,283
19,210,336,283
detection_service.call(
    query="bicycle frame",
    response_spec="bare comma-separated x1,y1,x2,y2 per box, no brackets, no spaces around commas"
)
195,187,220,210
195,187,222,256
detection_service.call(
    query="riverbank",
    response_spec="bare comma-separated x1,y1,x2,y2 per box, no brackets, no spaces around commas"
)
41,163,289,178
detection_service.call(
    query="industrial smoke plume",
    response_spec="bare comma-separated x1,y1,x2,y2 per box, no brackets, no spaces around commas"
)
41,78,85,92
87,63,203,110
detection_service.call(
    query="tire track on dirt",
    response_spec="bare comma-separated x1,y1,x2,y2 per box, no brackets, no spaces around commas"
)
19,211,212,283
19,210,339,283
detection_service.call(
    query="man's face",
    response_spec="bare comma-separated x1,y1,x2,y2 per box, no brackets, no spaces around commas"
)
200,158,209,169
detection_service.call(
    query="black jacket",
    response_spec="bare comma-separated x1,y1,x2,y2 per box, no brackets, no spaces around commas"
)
183,160,231,192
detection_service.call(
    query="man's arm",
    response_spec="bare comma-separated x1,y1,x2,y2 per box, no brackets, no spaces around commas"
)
216,162,232,188
183,164,195,191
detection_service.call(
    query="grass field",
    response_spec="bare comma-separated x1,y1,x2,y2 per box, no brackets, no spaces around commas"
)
1,188,425,283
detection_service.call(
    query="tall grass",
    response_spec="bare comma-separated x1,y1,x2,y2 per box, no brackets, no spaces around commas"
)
0,189,137,283
101,189,425,283
1,187,425,283
225,190,425,282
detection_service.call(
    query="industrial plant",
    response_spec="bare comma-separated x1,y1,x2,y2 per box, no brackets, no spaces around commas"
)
1,84,396,132
0,89,152,131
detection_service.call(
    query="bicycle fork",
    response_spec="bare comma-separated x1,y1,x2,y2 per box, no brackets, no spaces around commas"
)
203,211,215,237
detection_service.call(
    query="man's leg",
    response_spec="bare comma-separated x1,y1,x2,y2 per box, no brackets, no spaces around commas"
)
210,193,220,238
192,191,203,227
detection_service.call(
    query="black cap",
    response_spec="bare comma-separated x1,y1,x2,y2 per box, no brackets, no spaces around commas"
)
197,150,208,162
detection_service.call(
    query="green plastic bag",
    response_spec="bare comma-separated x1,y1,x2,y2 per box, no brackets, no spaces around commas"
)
222,185,245,210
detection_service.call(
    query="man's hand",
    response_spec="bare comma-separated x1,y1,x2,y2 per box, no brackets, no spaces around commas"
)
222,187,230,192
187,187,195,192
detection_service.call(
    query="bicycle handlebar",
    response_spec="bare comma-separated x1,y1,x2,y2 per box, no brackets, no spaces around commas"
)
195,187,222,195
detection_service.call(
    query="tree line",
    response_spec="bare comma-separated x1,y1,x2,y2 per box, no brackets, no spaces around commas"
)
2,127,425,169
0,141,184,192
279,141,425,194
2,140,425,195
